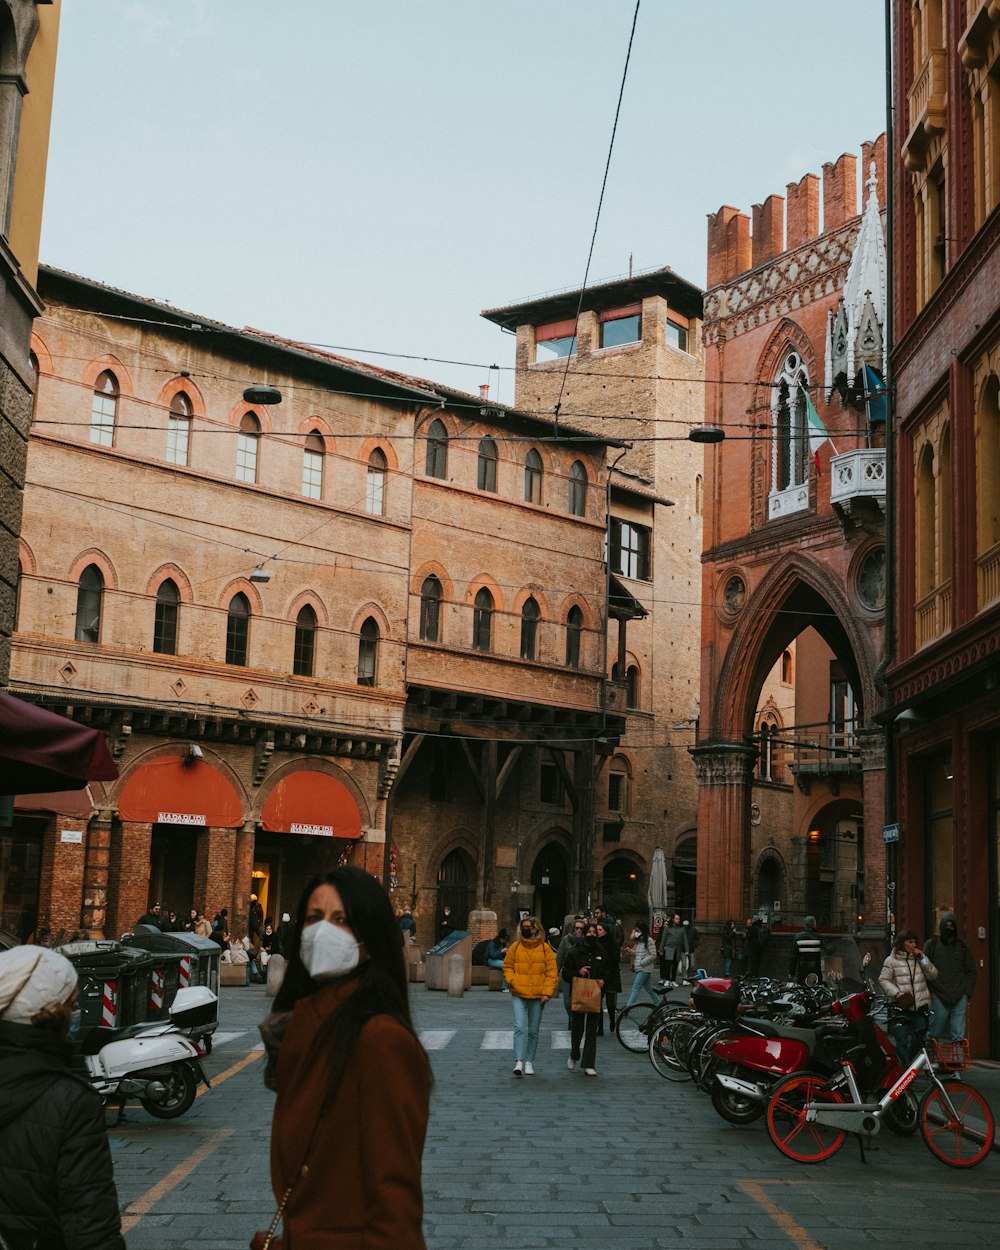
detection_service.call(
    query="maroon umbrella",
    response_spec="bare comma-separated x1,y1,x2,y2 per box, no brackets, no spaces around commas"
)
0,690,118,794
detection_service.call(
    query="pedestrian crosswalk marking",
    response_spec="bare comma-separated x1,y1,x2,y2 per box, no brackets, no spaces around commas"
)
418,1030,456,1050
481,1030,512,1049
212,1030,247,1047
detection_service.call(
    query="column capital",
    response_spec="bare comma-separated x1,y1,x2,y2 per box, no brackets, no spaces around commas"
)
857,727,887,771
690,741,757,787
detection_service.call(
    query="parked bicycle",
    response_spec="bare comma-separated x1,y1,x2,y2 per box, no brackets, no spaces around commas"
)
766,1036,995,1168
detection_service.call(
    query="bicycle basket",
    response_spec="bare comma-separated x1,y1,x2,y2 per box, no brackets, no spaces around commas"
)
930,1038,971,1070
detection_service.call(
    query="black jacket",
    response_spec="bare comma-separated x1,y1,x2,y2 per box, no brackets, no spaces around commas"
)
596,935,622,993
561,941,608,987
0,1020,125,1250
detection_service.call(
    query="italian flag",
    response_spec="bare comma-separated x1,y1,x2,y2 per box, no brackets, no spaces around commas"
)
804,391,835,475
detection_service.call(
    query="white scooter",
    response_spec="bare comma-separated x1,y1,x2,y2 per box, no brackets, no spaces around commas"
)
78,984,215,1120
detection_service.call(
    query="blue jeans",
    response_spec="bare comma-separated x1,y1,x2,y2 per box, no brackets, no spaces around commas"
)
625,969,658,1007
511,995,544,1063
928,995,968,1041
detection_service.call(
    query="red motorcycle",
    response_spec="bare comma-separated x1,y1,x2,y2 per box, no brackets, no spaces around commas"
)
706,984,918,1134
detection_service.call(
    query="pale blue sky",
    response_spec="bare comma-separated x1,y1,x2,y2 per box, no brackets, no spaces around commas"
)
41,1,887,401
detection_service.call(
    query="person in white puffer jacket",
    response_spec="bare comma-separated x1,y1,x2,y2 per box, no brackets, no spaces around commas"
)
879,929,938,1064
624,921,659,1007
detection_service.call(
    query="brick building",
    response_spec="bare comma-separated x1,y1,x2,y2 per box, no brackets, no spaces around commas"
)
695,137,891,941
0,0,60,684
4,266,622,942
888,0,1000,1055
482,266,705,920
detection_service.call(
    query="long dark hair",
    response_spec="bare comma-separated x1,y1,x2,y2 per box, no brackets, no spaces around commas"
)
273,866,428,1104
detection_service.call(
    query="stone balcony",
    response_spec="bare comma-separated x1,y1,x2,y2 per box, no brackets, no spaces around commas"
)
829,448,886,534
903,48,948,171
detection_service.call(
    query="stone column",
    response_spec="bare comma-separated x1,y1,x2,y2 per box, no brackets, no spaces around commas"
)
194,825,238,922
691,741,757,923
232,821,256,939
81,807,114,937
858,727,888,934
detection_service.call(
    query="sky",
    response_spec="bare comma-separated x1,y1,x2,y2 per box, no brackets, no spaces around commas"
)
40,1,888,403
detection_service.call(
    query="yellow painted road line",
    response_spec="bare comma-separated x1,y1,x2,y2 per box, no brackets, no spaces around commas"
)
739,1180,826,1250
121,1127,233,1234
196,1045,263,1097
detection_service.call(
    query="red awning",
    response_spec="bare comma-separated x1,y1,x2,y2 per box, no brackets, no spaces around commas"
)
117,756,243,828
0,691,118,795
261,771,362,839
15,788,96,818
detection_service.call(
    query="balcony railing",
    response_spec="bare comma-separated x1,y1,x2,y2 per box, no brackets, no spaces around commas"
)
977,540,1000,609
768,482,809,521
904,48,947,169
829,449,886,511
915,580,952,649
759,724,862,788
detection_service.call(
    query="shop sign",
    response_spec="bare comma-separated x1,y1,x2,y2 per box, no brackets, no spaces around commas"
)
290,822,334,837
158,812,207,826
60,829,84,844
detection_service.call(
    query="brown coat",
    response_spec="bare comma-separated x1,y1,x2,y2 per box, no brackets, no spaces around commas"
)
269,979,430,1249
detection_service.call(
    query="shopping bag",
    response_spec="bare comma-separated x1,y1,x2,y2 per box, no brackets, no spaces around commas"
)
571,976,601,1013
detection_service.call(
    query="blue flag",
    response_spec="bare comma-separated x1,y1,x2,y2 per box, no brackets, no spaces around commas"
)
864,364,887,424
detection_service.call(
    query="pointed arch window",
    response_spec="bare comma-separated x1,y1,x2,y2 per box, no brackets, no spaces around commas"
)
568,460,587,516
153,579,180,655
302,430,324,499
166,391,193,466
90,371,118,447
770,352,810,515
226,592,251,666
237,414,261,483
293,604,317,676
472,588,493,652
625,664,639,709
420,575,442,642
75,564,104,643
357,617,379,686
366,448,387,515
524,448,543,504
426,419,448,479
520,596,540,660
565,605,583,668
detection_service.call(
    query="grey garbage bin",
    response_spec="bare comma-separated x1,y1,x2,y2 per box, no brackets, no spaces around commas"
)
424,930,472,991
124,928,222,1047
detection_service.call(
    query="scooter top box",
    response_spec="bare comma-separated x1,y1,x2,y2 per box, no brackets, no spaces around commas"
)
169,984,216,1029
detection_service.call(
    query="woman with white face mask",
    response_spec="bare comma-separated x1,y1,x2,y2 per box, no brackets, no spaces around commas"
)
259,867,431,1249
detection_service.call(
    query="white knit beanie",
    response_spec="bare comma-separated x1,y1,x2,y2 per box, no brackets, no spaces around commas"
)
0,946,78,1024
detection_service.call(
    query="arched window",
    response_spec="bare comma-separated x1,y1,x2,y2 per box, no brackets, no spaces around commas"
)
13,561,23,631
568,460,587,516
524,448,543,504
916,443,936,604
237,414,261,483
420,576,442,642
976,374,1000,607
167,391,193,466
357,617,379,686
565,605,583,667
302,430,324,499
520,596,540,660
472,588,493,652
425,419,448,479
625,664,639,709
226,592,250,666
153,579,180,655
770,352,809,507
294,605,317,676
28,351,39,424
366,448,387,515
694,473,703,515
75,564,104,643
90,371,118,447
476,437,498,492
780,648,794,684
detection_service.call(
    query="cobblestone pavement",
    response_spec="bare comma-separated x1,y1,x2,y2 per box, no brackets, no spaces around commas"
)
110,983,1000,1249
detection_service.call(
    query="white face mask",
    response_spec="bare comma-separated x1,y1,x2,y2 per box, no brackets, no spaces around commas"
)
300,920,360,980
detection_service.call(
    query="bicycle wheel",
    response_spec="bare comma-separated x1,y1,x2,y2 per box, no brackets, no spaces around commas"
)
615,1003,656,1053
919,1080,995,1168
766,1072,847,1163
648,1014,698,1081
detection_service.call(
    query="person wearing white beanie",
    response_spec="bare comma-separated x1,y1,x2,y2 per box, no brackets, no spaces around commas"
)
0,946,125,1249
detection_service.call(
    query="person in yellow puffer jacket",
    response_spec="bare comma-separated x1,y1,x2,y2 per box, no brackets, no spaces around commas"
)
502,915,557,1077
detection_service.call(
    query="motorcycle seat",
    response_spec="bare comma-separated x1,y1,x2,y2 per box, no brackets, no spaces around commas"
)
77,1021,170,1054
740,1016,817,1046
